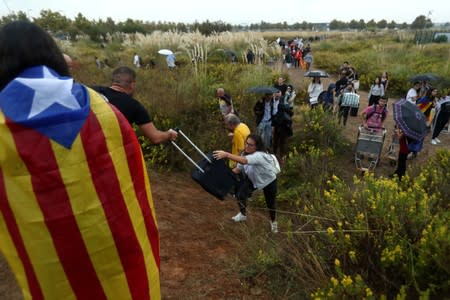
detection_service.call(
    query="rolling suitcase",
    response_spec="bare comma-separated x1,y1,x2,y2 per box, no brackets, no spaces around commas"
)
172,129,237,200
350,105,359,116
341,92,360,117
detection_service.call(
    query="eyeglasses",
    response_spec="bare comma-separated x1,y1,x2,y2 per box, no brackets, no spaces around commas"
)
245,142,256,147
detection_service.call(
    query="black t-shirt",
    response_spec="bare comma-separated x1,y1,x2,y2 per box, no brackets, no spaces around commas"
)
274,83,288,95
335,78,348,96
92,86,152,125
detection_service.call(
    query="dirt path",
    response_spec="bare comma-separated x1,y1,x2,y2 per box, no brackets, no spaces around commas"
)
152,171,272,299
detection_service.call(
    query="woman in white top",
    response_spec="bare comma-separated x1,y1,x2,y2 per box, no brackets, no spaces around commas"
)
368,76,385,106
307,76,323,108
214,134,279,233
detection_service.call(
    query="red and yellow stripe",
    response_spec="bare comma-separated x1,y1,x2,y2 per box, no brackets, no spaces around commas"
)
0,88,160,299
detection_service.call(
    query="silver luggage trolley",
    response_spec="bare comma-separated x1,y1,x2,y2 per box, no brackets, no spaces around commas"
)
355,126,387,172
386,134,400,166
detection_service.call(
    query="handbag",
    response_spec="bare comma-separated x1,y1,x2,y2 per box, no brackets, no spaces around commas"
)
341,92,360,108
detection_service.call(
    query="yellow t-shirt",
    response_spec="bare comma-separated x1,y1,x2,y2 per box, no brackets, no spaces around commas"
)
230,123,250,168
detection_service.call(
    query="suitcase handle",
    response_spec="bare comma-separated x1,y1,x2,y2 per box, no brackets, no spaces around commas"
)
171,128,212,173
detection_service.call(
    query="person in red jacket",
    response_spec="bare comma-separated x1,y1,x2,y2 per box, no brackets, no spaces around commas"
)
392,125,409,180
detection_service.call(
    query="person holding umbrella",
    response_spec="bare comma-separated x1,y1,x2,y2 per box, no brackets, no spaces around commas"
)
166,53,176,69
391,99,428,179
391,125,409,180
307,76,323,108
271,90,293,164
253,90,277,150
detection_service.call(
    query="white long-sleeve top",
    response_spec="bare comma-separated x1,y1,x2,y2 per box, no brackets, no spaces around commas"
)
369,84,384,97
237,152,277,189
308,82,323,104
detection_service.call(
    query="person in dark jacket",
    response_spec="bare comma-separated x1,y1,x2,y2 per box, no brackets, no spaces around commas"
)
254,93,274,150
271,90,293,164
246,49,255,64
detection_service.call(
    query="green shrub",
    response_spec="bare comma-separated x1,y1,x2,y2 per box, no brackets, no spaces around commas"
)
434,35,448,43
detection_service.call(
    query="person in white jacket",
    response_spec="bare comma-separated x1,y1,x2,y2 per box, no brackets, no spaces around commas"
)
307,76,323,108
214,134,279,233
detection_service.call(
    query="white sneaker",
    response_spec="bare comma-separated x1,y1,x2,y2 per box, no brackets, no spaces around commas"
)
232,212,247,222
270,221,278,233
435,137,441,143
431,139,437,145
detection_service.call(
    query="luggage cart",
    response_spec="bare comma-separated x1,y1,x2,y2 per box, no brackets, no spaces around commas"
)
386,134,399,166
171,129,237,200
355,126,387,172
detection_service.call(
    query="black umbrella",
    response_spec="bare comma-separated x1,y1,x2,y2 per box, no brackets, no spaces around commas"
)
247,86,280,94
392,99,428,141
409,73,439,82
304,70,329,78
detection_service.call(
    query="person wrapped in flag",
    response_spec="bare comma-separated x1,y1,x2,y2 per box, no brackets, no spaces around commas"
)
0,21,160,299
416,87,437,126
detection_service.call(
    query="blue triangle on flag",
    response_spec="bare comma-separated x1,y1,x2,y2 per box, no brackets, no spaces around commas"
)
0,66,90,149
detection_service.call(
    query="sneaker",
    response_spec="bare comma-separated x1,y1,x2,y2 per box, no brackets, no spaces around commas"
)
232,212,247,222
270,221,278,233
431,139,437,145
435,137,441,143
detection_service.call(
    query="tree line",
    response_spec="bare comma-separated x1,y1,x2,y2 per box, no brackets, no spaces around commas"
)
0,10,445,42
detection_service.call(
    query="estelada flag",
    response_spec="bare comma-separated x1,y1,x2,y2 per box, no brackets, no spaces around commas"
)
0,66,160,300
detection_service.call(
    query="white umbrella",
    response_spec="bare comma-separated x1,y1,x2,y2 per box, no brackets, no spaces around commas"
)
158,49,173,55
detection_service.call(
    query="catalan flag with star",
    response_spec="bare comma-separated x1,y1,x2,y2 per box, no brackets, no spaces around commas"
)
0,66,160,300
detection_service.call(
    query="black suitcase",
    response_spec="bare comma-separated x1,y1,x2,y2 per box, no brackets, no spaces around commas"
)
172,129,237,200
350,105,359,116
191,154,237,200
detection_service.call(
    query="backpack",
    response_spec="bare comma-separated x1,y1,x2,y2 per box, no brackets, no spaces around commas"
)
366,105,387,121
266,154,281,174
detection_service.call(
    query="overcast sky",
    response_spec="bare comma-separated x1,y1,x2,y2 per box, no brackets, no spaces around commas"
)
2,0,449,25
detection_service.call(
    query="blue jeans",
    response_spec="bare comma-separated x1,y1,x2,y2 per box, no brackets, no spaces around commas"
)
257,120,272,151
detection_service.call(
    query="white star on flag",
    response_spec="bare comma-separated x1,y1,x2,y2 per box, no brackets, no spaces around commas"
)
15,66,81,118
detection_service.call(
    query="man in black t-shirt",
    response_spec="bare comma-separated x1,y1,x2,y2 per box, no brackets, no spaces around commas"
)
273,77,288,96
93,66,177,144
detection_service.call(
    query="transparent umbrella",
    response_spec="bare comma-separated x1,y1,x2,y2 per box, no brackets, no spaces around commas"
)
158,49,173,55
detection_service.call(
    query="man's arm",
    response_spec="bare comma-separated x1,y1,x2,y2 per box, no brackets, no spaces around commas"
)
361,110,368,128
139,122,178,144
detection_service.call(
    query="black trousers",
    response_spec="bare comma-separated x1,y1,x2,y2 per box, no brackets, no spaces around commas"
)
432,111,450,139
236,175,277,221
368,95,381,106
338,106,350,126
394,152,408,180
272,128,290,161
